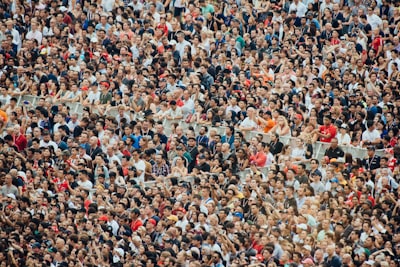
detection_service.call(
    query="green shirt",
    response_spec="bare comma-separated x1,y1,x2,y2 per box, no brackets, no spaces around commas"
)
201,4,214,16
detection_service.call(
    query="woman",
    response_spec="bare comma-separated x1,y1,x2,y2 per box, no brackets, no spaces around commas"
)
278,145,291,164
270,115,291,137
236,148,249,171
169,156,188,178
190,104,206,123
337,124,351,145
199,109,215,125
210,158,223,173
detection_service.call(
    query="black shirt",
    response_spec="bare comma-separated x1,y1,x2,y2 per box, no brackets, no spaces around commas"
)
324,147,345,159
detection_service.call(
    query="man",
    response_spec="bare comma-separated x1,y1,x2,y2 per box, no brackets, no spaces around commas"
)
361,120,381,147
132,149,146,183
269,133,283,156
1,174,19,199
86,136,103,160
196,126,209,147
313,115,337,143
249,142,267,167
165,100,183,120
323,244,342,267
324,138,344,160
152,154,170,178
39,131,58,151
13,124,27,152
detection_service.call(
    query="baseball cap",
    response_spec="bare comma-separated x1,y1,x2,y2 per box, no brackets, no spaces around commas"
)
167,215,178,222
233,212,244,220
6,193,16,200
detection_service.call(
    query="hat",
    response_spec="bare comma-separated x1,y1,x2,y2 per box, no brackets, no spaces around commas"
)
167,215,178,222
169,40,177,46
100,81,110,88
311,170,322,177
296,224,308,230
59,6,68,12
306,11,314,17
176,207,186,214
141,110,153,118
295,113,303,121
340,123,348,129
81,86,89,91
6,193,16,200
98,215,109,222
233,212,244,220
336,157,345,163
302,258,314,265
148,218,157,226
32,242,41,249
364,260,375,266
47,247,58,253
114,248,125,257
330,178,339,183
170,100,177,105
303,245,312,251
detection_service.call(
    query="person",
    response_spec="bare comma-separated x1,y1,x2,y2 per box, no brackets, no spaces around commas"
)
313,115,337,143
324,138,345,160
1,0,400,266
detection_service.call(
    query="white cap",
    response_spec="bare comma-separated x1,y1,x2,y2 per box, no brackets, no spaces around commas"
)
6,193,16,200
296,223,308,230
59,6,68,12
114,248,124,257
169,40,177,46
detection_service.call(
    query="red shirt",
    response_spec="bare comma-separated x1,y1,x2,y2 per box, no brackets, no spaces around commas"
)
319,124,337,143
249,151,267,167
14,133,27,152
372,36,383,52
130,219,143,231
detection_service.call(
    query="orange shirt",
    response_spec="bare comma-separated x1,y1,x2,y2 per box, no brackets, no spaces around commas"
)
0,109,8,123
263,119,276,133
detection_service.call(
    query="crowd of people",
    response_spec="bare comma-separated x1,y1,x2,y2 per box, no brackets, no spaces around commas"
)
0,0,400,266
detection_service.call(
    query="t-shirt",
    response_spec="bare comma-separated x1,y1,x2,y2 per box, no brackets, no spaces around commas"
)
134,160,146,183
319,124,337,143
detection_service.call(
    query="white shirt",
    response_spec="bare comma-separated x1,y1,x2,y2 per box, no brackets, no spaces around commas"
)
8,28,21,49
0,95,10,106
102,0,115,12
39,140,58,151
87,90,101,104
67,120,79,132
175,39,191,60
291,147,306,160
166,107,183,119
240,117,258,130
361,129,380,142
182,98,195,115
289,1,307,17
367,14,383,30
77,179,93,190
134,159,146,183
26,30,43,44
337,133,351,145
